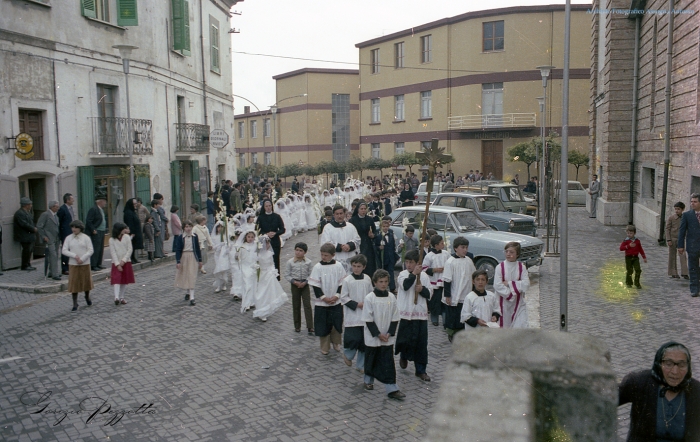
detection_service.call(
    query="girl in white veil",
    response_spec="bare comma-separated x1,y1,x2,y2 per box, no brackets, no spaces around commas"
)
303,193,318,232
251,234,288,321
210,221,229,293
235,230,258,312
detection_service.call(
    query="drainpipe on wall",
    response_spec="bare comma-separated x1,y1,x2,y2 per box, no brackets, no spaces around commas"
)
199,0,210,192
628,12,642,224
658,0,674,245
52,60,62,168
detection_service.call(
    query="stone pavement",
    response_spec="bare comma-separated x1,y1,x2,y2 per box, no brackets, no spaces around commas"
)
538,207,700,441
1,228,481,442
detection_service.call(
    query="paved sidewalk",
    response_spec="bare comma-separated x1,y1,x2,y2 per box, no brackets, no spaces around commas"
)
538,207,700,440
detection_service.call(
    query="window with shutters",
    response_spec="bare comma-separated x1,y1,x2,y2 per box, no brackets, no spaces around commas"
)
81,0,138,26
172,0,191,56
210,16,220,74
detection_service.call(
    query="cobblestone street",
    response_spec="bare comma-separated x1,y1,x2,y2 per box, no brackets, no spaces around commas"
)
0,229,455,442
1,207,698,440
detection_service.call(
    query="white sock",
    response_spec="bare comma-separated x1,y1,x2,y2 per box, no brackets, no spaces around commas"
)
119,284,127,299
189,289,195,300
114,285,121,300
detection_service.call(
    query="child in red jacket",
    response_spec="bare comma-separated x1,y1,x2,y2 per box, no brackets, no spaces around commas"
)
620,225,647,288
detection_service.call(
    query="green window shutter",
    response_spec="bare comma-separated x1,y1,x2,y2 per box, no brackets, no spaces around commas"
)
172,0,185,50
182,1,191,56
210,23,220,72
171,160,181,211
77,166,95,222
117,0,138,26
81,0,97,19
190,160,200,206
136,167,151,203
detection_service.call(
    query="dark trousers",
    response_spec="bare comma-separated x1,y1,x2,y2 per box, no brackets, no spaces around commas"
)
625,255,642,286
688,251,700,295
20,242,34,269
291,284,313,329
90,230,105,269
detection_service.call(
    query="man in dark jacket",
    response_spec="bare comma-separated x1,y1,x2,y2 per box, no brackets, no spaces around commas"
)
220,184,232,217
56,193,76,274
14,197,37,271
85,196,108,271
230,184,242,215
256,199,285,280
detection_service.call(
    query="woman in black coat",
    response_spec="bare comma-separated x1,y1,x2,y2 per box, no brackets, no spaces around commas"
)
349,201,378,278
255,199,285,280
123,198,143,264
619,341,700,441
399,183,414,207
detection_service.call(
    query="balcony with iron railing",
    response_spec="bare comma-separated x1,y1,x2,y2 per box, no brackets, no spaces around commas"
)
448,113,537,131
89,117,153,156
175,123,210,154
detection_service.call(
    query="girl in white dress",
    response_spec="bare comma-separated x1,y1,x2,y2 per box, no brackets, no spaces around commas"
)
252,236,288,322
229,228,244,300
210,221,229,293
236,231,259,312
293,195,307,232
303,194,318,232
275,199,294,243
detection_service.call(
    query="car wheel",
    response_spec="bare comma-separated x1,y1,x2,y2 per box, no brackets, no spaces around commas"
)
475,257,498,284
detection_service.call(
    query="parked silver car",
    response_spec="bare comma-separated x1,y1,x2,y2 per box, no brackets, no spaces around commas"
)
554,180,587,206
414,181,447,204
388,206,544,282
432,193,537,236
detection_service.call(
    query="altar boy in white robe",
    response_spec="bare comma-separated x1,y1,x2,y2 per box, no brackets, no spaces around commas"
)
320,205,360,273
494,242,530,329
395,250,433,382
362,269,405,400
340,254,373,371
308,243,347,355
460,269,501,330
442,237,476,342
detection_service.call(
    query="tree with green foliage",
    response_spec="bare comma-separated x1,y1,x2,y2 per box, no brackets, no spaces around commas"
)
345,155,365,178
506,132,562,180
363,157,392,178
567,149,590,181
392,152,421,175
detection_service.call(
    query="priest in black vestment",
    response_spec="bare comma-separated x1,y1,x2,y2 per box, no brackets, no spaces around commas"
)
349,201,378,278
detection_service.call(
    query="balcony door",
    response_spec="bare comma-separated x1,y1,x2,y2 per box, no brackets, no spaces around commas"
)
481,83,503,128
481,140,503,180
18,109,44,160
97,84,117,152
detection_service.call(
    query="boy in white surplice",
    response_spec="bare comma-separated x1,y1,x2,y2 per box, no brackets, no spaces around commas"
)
308,243,347,355
494,241,530,329
340,254,373,372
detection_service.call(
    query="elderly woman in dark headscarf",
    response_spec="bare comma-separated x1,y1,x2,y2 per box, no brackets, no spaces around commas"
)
349,201,378,278
619,341,700,441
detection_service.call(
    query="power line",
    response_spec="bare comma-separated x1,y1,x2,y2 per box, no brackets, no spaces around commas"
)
232,50,497,74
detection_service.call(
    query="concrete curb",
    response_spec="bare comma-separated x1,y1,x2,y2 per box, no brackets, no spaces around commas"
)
0,255,176,294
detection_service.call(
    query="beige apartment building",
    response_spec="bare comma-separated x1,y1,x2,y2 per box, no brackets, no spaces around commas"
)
234,68,360,170
355,4,592,183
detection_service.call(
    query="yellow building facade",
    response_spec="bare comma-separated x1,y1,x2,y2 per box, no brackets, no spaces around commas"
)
234,68,360,170
356,4,592,183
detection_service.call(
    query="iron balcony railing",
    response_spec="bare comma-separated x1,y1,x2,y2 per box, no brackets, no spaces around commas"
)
175,123,210,153
448,113,537,130
90,117,153,155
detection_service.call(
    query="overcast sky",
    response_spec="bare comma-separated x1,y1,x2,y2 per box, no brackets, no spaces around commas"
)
230,0,592,114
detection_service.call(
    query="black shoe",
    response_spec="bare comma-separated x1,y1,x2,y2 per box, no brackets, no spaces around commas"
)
448,334,454,343
115,300,120,306
635,284,642,289
184,293,190,301
692,293,699,298
22,266,36,271
388,391,406,400
364,383,374,391
190,300,196,306
432,321,439,326
97,265,106,270
682,275,690,280
52,276,61,281
416,373,431,382
71,305,78,312
85,298,92,306
62,271,70,276
91,267,99,272
399,358,408,369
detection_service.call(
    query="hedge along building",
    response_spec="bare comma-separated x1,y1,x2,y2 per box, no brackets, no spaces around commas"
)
355,4,592,183
590,0,700,237
234,68,360,177
0,0,238,269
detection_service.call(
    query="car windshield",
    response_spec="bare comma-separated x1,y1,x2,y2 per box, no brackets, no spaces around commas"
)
474,196,507,212
569,182,584,190
418,183,440,193
452,211,489,231
502,187,524,202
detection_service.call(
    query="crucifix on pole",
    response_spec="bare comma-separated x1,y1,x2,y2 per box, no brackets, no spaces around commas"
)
414,138,453,304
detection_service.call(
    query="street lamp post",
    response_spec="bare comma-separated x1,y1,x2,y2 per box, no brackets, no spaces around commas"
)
536,65,555,240
536,96,545,226
113,44,139,199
